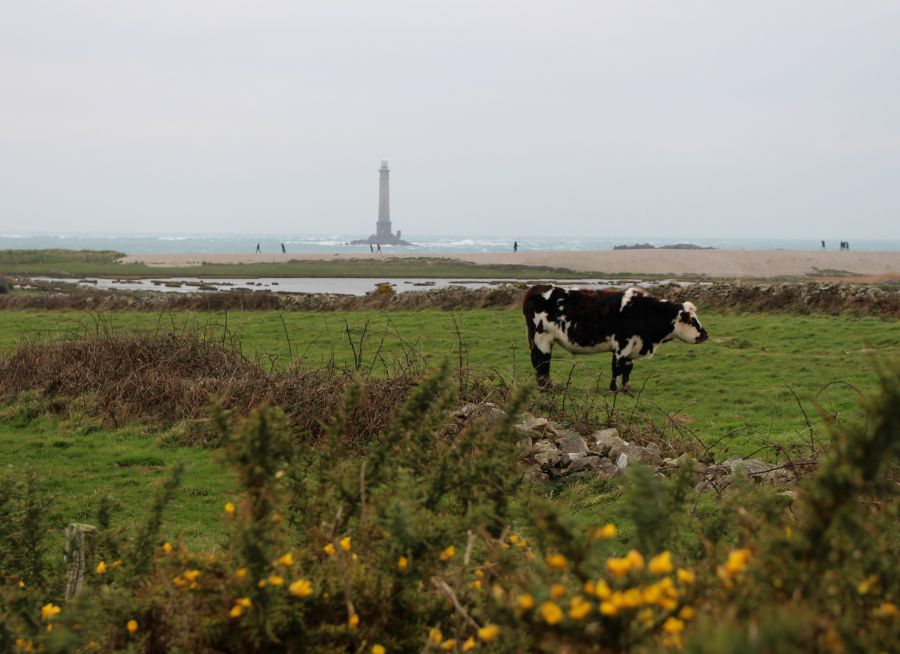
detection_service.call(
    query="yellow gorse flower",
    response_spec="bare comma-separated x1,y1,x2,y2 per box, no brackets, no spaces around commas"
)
224,502,236,514
323,543,336,556
440,639,457,650
235,567,248,580
539,601,563,625
162,542,173,554
41,603,61,620
626,550,645,571
517,593,535,610
348,613,359,630
676,568,695,585
95,561,107,574
275,552,294,567
184,569,201,582
679,606,696,621
599,601,618,616
593,579,612,600
568,595,592,620
596,523,618,539
477,624,500,641
397,556,409,572
289,579,313,598
874,602,898,618
267,575,284,586
662,617,684,634
438,545,456,561
462,637,476,651
545,553,569,570
126,619,138,634
229,605,244,618
429,628,443,644
340,536,352,552
648,551,674,576
550,583,565,599
857,575,879,595
606,557,632,578
372,646,386,654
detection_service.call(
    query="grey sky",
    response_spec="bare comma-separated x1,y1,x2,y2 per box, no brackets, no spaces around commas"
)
2,0,899,238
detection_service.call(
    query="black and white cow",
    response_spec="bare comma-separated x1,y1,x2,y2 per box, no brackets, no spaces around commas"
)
523,285,708,391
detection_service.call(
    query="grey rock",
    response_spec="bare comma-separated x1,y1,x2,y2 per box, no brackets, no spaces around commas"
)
557,432,590,455
591,429,627,459
524,465,550,483
622,443,663,467
615,453,629,469
466,403,507,427
765,468,797,486
724,457,769,476
566,455,603,475
516,437,534,454
778,490,798,501
596,459,623,478
532,441,564,466
514,413,549,435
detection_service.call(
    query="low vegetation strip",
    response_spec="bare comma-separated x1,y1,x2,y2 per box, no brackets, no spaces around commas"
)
0,329,420,447
0,249,591,279
3,279,900,317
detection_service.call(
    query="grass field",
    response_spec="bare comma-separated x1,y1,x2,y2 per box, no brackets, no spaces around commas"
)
1,307,898,549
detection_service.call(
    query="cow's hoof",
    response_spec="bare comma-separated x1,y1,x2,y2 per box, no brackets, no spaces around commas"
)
538,379,553,391
620,384,632,394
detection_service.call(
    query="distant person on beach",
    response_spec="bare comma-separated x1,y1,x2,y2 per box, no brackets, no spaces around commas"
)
256,242,261,253
370,244,374,253
281,243,286,253
821,240,826,250
377,243,381,253
514,240,518,253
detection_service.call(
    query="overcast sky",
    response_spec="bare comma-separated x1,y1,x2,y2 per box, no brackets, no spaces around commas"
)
1,0,899,238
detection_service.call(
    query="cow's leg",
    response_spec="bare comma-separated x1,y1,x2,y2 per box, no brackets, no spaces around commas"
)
531,333,554,389
620,359,634,393
609,354,621,392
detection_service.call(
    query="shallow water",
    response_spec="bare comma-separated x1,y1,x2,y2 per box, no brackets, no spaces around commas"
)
31,276,697,297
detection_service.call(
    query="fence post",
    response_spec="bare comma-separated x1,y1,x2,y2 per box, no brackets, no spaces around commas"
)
64,523,98,600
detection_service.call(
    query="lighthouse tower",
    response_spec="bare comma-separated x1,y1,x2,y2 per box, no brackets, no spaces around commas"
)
376,161,393,240
351,160,411,245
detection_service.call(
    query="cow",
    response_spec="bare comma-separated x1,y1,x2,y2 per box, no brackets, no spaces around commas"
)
523,285,708,392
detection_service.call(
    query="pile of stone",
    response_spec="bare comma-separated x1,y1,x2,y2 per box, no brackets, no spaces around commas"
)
452,402,807,491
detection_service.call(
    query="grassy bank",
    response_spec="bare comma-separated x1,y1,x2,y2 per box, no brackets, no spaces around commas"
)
0,249,603,279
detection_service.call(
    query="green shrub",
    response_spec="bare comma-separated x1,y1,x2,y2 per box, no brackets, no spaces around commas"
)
0,363,897,653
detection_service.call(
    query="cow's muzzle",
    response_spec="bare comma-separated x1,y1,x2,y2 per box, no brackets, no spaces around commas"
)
696,329,709,343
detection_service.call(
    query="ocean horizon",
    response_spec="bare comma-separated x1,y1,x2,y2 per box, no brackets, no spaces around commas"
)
2,233,900,254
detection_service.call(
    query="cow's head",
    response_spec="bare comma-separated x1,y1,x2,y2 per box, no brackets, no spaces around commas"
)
673,302,708,344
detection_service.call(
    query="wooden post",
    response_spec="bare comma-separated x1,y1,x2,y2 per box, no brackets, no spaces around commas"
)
64,523,97,600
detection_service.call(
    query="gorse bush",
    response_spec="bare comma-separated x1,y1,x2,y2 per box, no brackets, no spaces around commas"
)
1,363,898,653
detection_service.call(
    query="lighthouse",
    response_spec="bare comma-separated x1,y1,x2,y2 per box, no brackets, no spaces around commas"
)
376,161,393,240
352,160,411,246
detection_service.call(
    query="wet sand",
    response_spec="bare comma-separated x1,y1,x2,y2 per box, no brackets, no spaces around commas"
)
117,250,900,279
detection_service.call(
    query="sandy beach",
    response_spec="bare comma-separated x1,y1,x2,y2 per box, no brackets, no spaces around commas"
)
118,250,900,279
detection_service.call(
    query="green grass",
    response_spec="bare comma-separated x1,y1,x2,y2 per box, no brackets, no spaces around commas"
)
2,308,897,454
0,248,603,279
0,415,234,551
2,307,897,549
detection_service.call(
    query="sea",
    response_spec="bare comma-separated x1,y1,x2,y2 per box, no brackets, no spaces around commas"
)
2,233,899,253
